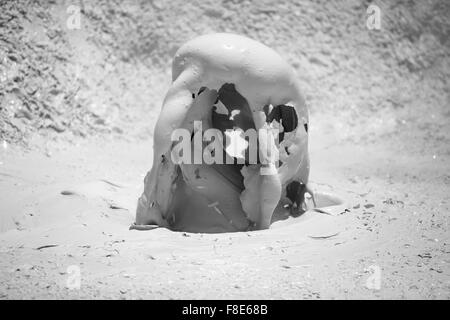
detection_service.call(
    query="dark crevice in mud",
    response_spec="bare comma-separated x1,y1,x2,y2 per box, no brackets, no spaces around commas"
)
266,104,298,132
212,83,255,133
266,104,298,143
285,180,307,215
198,86,207,95
285,146,291,155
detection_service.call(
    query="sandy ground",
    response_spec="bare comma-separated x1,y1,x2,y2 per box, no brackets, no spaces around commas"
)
0,112,449,299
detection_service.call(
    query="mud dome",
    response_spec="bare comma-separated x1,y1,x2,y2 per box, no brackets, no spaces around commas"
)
135,33,312,233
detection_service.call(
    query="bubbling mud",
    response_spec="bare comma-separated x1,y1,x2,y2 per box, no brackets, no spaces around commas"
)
135,33,314,232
